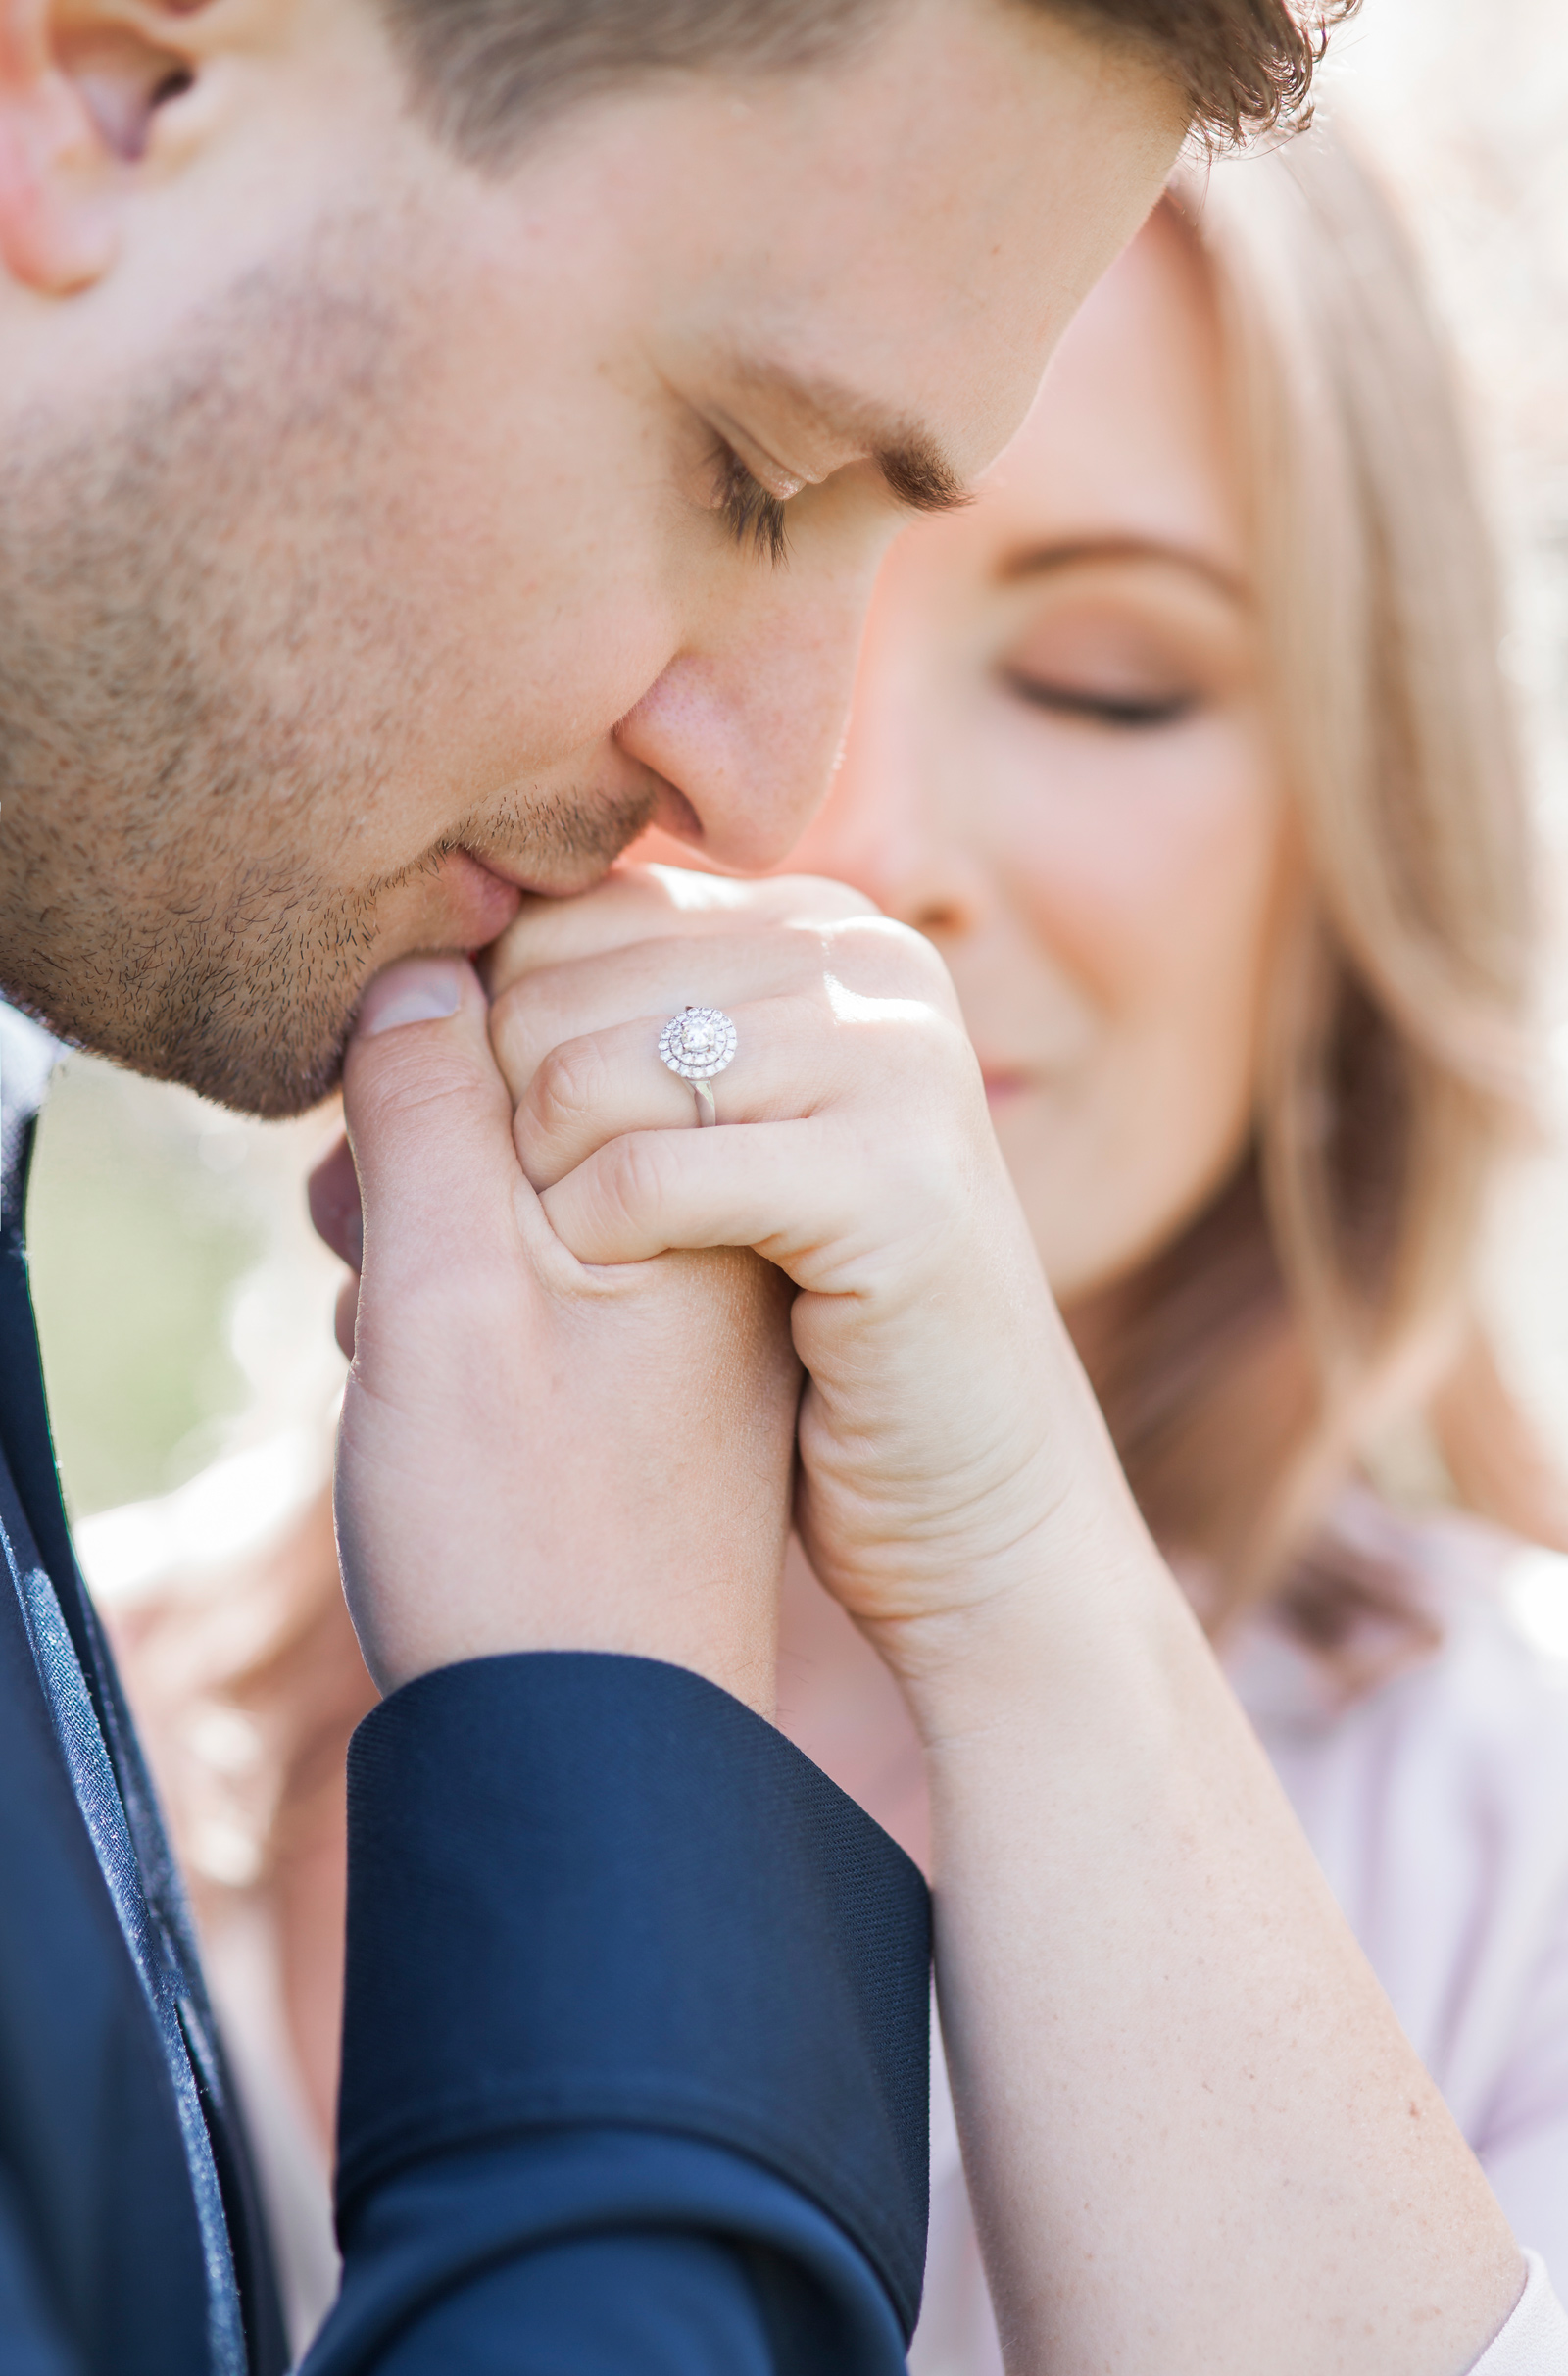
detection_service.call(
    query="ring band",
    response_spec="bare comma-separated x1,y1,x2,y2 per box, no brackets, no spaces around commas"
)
660,1006,737,1128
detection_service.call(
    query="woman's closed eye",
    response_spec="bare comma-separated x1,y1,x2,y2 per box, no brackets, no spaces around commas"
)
1003,668,1199,730
996,574,1249,734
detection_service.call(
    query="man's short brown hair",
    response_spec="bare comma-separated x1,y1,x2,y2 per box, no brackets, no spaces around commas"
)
379,0,1355,171
1055,0,1355,143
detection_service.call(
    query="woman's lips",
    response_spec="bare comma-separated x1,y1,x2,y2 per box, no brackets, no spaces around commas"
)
980,1067,1031,1108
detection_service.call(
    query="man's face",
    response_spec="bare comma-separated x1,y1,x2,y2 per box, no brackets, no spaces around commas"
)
0,0,1183,1113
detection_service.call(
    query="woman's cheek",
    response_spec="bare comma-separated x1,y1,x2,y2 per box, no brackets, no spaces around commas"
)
1006,710,1285,1013
988,713,1288,1288
988,720,1196,1013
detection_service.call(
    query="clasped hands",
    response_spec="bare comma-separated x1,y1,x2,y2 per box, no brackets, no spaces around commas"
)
313,866,1150,1734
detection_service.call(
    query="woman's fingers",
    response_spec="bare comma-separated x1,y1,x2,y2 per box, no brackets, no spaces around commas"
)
514,966,973,1194
484,864,876,997
491,913,957,1124
540,1117,835,1270
514,995,849,1189
537,1015,978,1274
490,888,980,1286
490,911,930,1096
490,932,802,1105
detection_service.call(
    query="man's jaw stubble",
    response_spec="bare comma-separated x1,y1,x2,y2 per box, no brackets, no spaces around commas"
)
0,228,662,1116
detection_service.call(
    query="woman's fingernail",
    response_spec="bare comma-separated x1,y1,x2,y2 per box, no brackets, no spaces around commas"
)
358,962,465,1038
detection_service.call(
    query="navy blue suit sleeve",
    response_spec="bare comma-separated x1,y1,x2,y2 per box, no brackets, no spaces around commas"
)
302,1654,931,2376
0,2163,78,2376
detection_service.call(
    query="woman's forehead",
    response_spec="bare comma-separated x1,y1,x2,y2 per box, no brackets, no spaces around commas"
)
968,208,1247,585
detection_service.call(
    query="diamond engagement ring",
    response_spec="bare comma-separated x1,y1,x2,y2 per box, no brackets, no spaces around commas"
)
659,1005,737,1126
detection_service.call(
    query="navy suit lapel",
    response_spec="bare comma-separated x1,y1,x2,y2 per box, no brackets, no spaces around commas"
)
0,1011,286,2375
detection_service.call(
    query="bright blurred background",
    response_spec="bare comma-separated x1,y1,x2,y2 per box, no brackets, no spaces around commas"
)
27,1054,345,1588
24,0,1568,1605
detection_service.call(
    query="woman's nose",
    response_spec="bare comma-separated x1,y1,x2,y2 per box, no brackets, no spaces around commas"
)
860,843,986,945
802,723,988,948
892,864,985,944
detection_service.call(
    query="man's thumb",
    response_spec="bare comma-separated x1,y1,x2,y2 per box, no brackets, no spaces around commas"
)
341,957,517,1308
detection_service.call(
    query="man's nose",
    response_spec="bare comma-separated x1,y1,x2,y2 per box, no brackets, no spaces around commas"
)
612,575,874,875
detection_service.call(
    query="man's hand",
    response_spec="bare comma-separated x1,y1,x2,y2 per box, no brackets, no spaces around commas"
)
309,955,800,1709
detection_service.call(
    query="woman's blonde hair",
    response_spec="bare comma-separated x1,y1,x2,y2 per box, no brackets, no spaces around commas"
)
1084,133,1556,1666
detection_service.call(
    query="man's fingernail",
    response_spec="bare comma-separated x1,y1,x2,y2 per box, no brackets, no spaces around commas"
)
358,963,465,1038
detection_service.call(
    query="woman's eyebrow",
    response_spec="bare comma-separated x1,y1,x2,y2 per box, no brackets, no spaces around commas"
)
1000,534,1250,604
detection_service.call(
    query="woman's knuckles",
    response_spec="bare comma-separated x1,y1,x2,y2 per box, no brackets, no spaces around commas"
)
488,877,868,1016
484,870,694,988
542,1130,686,1263
524,1034,622,1143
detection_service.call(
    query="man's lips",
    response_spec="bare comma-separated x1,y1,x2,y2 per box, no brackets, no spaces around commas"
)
455,843,641,904
440,848,526,949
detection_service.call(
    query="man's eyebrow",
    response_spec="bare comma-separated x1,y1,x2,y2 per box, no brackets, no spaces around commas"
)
877,437,971,516
1001,534,1250,604
728,361,971,516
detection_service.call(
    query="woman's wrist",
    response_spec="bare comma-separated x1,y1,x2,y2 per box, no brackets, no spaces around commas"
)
862,1488,1192,1757
893,1488,1525,2376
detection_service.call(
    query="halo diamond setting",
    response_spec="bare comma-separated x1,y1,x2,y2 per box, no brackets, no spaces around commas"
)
659,1006,738,1082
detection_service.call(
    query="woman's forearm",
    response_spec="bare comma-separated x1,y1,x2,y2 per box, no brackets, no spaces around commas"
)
477,863,1528,2368
905,1535,1523,2375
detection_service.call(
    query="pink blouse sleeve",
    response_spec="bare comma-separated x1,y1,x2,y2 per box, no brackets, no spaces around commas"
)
1471,2255,1568,2372
1472,1865,1568,2285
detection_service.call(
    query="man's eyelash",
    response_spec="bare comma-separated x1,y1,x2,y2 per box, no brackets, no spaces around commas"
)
713,441,790,565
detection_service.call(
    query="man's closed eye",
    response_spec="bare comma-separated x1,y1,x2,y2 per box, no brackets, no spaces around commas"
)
712,439,792,566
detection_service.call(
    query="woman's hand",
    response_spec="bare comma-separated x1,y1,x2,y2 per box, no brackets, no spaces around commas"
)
486,866,1524,2376
485,863,1148,1710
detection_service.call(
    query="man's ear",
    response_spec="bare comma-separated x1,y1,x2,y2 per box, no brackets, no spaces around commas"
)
0,0,210,293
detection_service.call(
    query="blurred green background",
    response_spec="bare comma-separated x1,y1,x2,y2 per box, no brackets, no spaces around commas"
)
26,1050,338,1522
